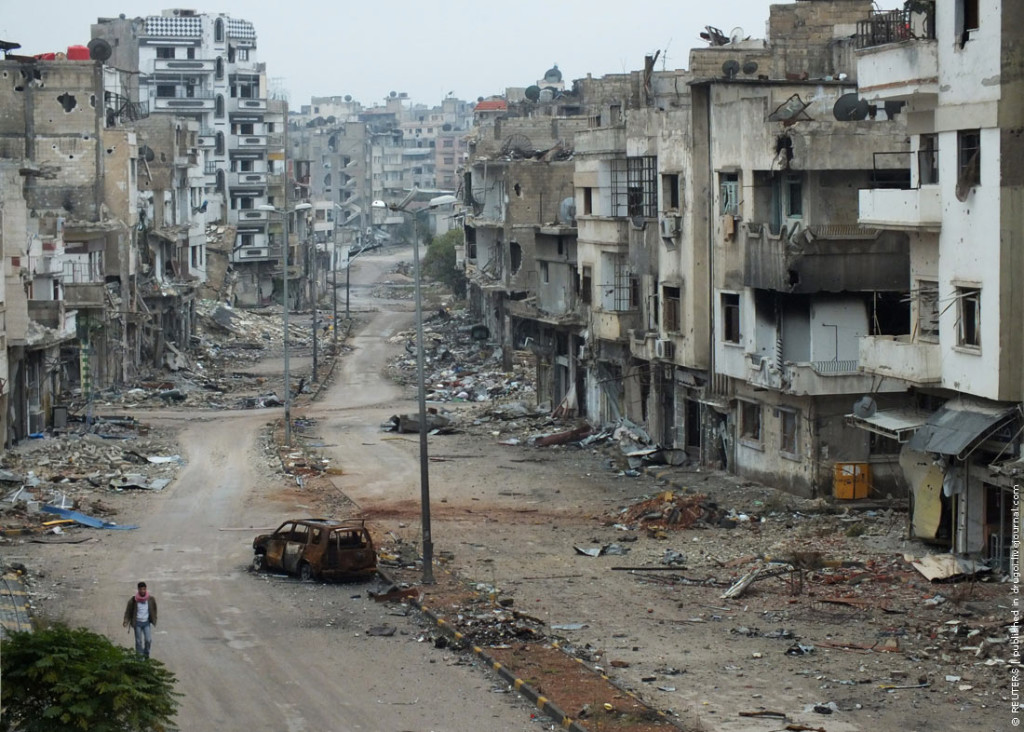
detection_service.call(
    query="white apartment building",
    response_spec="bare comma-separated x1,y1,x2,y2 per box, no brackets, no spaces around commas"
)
93,9,287,306
853,0,1023,562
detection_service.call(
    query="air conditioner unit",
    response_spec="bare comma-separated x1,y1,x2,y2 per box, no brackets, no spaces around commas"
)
654,338,675,360
659,215,681,239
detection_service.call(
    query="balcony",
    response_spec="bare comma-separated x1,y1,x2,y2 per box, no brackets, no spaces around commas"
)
153,92,215,112
576,217,630,249
231,171,268,187
29,254,63,276
856,9,938,103
153,59,215,74
197,132,216,148
230,97,267,113
859,186,941,231
858,335,941,384
747,355,880,396
591,308,640,343
744,225,908,293
233,134,267,149
235,209,269,223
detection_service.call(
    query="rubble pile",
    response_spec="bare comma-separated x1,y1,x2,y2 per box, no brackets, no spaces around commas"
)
612,491,726,531
0,424,184,535
61,300,317,414
385,307,536,409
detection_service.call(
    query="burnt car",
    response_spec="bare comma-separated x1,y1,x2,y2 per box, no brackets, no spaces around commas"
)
252,518,377,581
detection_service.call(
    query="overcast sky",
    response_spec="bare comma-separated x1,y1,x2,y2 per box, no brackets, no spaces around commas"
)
1,1,882,109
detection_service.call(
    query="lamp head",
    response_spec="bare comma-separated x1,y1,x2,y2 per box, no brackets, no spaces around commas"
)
294,202,313,211
428,195,457,208
371,199,388,210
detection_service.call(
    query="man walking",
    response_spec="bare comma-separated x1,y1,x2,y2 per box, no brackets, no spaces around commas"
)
123,581,158,658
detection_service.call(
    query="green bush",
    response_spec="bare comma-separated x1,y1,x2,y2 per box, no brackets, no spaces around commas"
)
1,624,180,732
422,228,468,298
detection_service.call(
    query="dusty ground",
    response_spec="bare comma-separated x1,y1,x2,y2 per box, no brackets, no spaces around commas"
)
2,249,1015,732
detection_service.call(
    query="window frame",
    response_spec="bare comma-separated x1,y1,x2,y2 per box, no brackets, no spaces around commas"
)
721,292,741,345
719,172,740,216
779,408,800,458
955,285,981,350
626,155,658,219
662,285,681,333
739,400,763,447
917,279,940,341
957,129,981,187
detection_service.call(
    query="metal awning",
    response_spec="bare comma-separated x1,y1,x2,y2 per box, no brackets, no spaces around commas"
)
906,401,1017,459
845,407,931,443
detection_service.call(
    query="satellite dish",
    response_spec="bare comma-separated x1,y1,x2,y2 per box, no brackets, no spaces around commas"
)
138,144,155,162
852,395,877,419
524,85,541,102
344,94,352,102
832,93,870,121
742,60,759,75
730,27,745,44
502,133,533,157
87,38,112,62
722,60,741,79
630,215,646,230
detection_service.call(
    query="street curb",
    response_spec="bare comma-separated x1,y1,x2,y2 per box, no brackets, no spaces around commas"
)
376,567,585,729
417,598,589,732
379,568,686,731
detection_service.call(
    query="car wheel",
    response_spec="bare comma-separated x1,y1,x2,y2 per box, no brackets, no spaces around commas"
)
299,562,314,582
252,553,265,572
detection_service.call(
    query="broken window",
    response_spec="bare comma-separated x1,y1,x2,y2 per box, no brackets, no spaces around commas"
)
919,134,939,185
627,156,657,218
541,261,550,284
581,266,592,305
956,286,981,349
956,0,979,47
917,280,939,340
957,129,980,188
583,187,592,215
662,173,680,211
662,285,681,332
721,293,741,344
509,241,522,274
780,408,800,456
740,401,762,443
719,172,739,215
156,47,175,59
609,158,629,217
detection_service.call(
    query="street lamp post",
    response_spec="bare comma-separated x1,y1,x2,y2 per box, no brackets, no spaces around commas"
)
259,201,312,446
372,190,456,585
311,234,318,383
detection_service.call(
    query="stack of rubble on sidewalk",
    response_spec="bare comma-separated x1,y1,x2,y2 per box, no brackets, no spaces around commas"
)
56,300,319,416
0,422,185,537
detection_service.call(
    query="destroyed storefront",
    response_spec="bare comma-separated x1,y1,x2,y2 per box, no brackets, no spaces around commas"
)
851,397,1021,563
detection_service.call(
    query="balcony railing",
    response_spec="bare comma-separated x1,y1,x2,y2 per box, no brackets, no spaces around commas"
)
856,7,935,50
153,59,215,73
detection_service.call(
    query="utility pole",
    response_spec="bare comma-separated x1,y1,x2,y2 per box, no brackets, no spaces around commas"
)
311,227,318,383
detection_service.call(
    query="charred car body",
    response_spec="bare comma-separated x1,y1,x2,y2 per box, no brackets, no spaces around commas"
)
252,518,377,581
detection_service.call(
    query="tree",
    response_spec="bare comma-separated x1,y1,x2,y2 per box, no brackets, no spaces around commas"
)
422,228,467,298
1,624,180,732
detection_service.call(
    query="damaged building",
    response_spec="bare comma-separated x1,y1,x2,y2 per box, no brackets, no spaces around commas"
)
0,54,142,443
847,0,1024,566
456,0,1023,567
91,9,288,308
